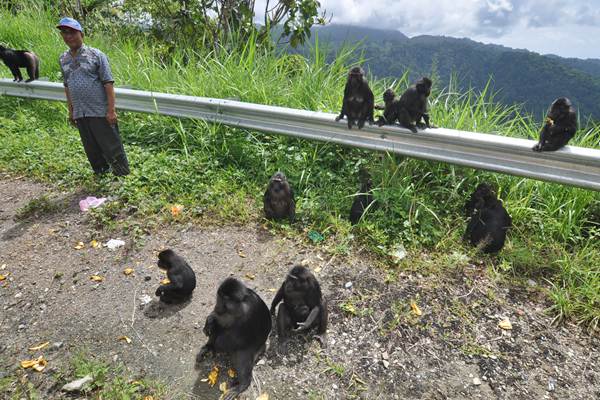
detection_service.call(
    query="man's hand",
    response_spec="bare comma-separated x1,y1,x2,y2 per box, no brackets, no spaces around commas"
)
106,108,118,126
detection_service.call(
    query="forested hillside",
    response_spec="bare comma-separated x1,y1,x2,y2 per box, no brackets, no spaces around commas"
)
294,25,600,120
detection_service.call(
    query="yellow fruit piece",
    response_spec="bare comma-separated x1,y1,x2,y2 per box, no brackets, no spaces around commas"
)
160,278,171,285
90,240,101,248
170,204,184,217
227,368,236,378
207,365,219,386
245,273,255,280
20,356,46,372
123,268,134,276
74,241,85,250
90,275,104,282
28,341,50,351
410,301,422,316
0,274,6,281
219,381,227,393
498,318,512,330
118,336,132,344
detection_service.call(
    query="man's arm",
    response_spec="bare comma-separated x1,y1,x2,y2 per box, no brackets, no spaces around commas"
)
64,87,76,126
104,83,117,125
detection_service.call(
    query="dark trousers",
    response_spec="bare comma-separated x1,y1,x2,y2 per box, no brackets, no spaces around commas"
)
75,117,130,176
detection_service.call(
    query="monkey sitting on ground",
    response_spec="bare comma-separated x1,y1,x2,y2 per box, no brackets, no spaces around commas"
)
0,45,39,82
197,277,271,400
532,97,577,152
397,77,433,133
464,183,512,254
264,171,295,222
270,265,328,355
155,249,196,304
349,169,376,225
335,66,374,129
375,88,400,126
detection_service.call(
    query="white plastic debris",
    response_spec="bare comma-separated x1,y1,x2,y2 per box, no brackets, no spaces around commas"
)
390,244,407,260
105,239,125,250
79,197,107,212
344,281,353,289
62,374,93,392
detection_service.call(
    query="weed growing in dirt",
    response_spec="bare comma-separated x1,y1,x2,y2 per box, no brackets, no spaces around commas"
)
0,5,599,330
15,195,62,221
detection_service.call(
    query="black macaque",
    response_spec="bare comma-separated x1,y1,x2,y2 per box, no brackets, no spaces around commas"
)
397,77,433,133
270,265,328,355
349,169,376,225
376,88,400,126
155,249,196,304
335,66,375,129
0,45,39,82
197,278,271,400
532,97,577,152
464,183,512,254
264,171,295,222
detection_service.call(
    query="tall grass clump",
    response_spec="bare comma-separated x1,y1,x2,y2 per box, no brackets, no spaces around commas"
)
0,5,599,330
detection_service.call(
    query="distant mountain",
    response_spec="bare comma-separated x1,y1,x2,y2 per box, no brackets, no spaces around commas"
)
292,25,600,120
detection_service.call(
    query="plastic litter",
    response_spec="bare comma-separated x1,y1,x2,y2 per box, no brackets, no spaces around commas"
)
105,239,125,250
79,196,107,212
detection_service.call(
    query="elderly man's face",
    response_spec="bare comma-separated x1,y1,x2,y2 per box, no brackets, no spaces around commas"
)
59,27,83,49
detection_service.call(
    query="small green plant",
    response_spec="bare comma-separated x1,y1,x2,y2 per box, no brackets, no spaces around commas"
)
15,195,61,221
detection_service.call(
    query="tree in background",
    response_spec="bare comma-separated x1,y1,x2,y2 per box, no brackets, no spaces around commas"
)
120,0,328,51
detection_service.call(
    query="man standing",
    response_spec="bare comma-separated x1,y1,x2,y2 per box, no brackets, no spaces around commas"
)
57,17,129,176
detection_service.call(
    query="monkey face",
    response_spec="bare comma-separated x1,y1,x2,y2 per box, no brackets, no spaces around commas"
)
157,249,175,270
383,89,396,104
549,97,571,119
269,172,289,192
416,77,432,96
348,67,365,88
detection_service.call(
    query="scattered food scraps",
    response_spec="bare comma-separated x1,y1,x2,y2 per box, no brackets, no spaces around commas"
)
410,301,422,316
160,278,171,285
227,368,236,378
219,382,228,393
123,268,134,276
90,275,104,282
28,341,50,351
170,204,184,217
118,336,132,344
90,240,101,248
498,318,513,330
74,241,85,250
245,273,255,280
0,274,7,281
206,365,219,386
20,356,47,372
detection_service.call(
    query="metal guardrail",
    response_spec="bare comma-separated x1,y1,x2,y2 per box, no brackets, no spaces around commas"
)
1,78,600,191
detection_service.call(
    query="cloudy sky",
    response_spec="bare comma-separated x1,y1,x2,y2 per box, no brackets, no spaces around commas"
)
257,0,600,59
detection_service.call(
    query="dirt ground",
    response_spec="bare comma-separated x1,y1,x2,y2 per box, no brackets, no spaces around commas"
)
0,173,599,400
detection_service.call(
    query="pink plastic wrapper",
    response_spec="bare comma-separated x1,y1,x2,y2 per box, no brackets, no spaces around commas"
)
79,196,107,212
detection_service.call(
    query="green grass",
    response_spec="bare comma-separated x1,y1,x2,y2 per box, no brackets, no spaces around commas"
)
1,5,599,330
0,351,165,399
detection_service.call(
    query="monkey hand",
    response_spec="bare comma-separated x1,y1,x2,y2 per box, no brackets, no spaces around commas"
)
335,114,343,122
293,321,311,332
155,287,164,297
203,314,216,337
532,143,542,152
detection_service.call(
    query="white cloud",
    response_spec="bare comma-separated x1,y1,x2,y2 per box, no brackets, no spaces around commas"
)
255,0,600,58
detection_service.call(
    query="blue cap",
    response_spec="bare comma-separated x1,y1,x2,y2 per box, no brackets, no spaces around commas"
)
56,17,83,33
